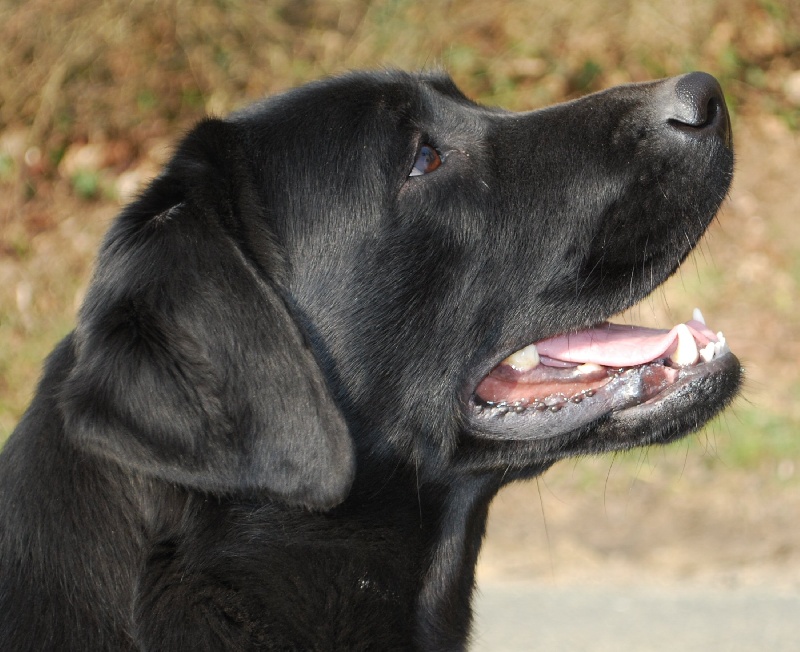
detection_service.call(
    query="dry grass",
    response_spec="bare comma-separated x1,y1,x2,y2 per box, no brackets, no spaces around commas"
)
1,0,797,146
1,0,799,472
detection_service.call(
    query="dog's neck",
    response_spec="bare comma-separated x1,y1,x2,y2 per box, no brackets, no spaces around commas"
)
412,473,499,650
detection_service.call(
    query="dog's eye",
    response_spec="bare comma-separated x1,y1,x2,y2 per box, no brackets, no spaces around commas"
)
409,145,442,177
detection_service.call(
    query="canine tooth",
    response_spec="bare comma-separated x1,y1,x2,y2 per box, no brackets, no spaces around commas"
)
670,323,699,366
503,343,540,371
693,308,706,325
713,332,728,358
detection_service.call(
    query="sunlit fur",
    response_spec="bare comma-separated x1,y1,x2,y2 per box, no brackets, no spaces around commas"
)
0,71,738,650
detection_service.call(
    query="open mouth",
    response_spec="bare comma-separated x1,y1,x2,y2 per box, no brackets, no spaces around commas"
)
470,308,738,440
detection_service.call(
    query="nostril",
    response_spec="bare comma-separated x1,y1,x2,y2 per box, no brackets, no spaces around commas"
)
666,71,731,145
670,96,719,130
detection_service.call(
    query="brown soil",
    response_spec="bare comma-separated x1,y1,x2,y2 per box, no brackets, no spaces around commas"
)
480,459,800,590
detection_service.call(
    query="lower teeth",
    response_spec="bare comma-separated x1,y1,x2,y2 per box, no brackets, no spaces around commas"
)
481,392,579,415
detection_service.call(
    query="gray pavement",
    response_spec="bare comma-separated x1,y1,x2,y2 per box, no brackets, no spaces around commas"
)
473,581,800,651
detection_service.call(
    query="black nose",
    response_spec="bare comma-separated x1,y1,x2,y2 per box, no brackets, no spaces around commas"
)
665,72,731,146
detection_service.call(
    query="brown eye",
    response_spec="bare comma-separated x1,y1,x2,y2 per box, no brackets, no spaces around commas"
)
409,145,442,177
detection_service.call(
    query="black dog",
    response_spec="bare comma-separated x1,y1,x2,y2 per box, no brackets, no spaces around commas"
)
0,71,740,650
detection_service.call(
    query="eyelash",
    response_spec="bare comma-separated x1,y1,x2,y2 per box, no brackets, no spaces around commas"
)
408,144,442,177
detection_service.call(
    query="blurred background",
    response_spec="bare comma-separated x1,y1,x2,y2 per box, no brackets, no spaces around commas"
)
1,0,799,647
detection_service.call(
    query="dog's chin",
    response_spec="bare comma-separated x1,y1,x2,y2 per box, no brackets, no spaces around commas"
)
587,351,742,449
465,324,742,451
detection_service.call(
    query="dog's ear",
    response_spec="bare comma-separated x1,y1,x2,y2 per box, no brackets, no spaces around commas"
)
60,119,354,509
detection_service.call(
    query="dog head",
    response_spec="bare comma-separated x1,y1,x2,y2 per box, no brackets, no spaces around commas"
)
60,71,740,506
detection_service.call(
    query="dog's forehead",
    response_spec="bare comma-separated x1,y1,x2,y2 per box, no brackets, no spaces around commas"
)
318,69,476,107
234,70,485,134
415,72,475,104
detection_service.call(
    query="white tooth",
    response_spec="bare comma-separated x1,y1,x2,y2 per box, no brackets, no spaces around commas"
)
503,344,540,371
693,308,706,325
714,331,728,358
700,342,715,363
576,362,604,375
670,323,699,366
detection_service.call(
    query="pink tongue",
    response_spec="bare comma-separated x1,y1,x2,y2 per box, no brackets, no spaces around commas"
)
536,319,717,367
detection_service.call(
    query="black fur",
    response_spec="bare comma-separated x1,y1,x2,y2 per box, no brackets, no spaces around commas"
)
0,71,739,650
